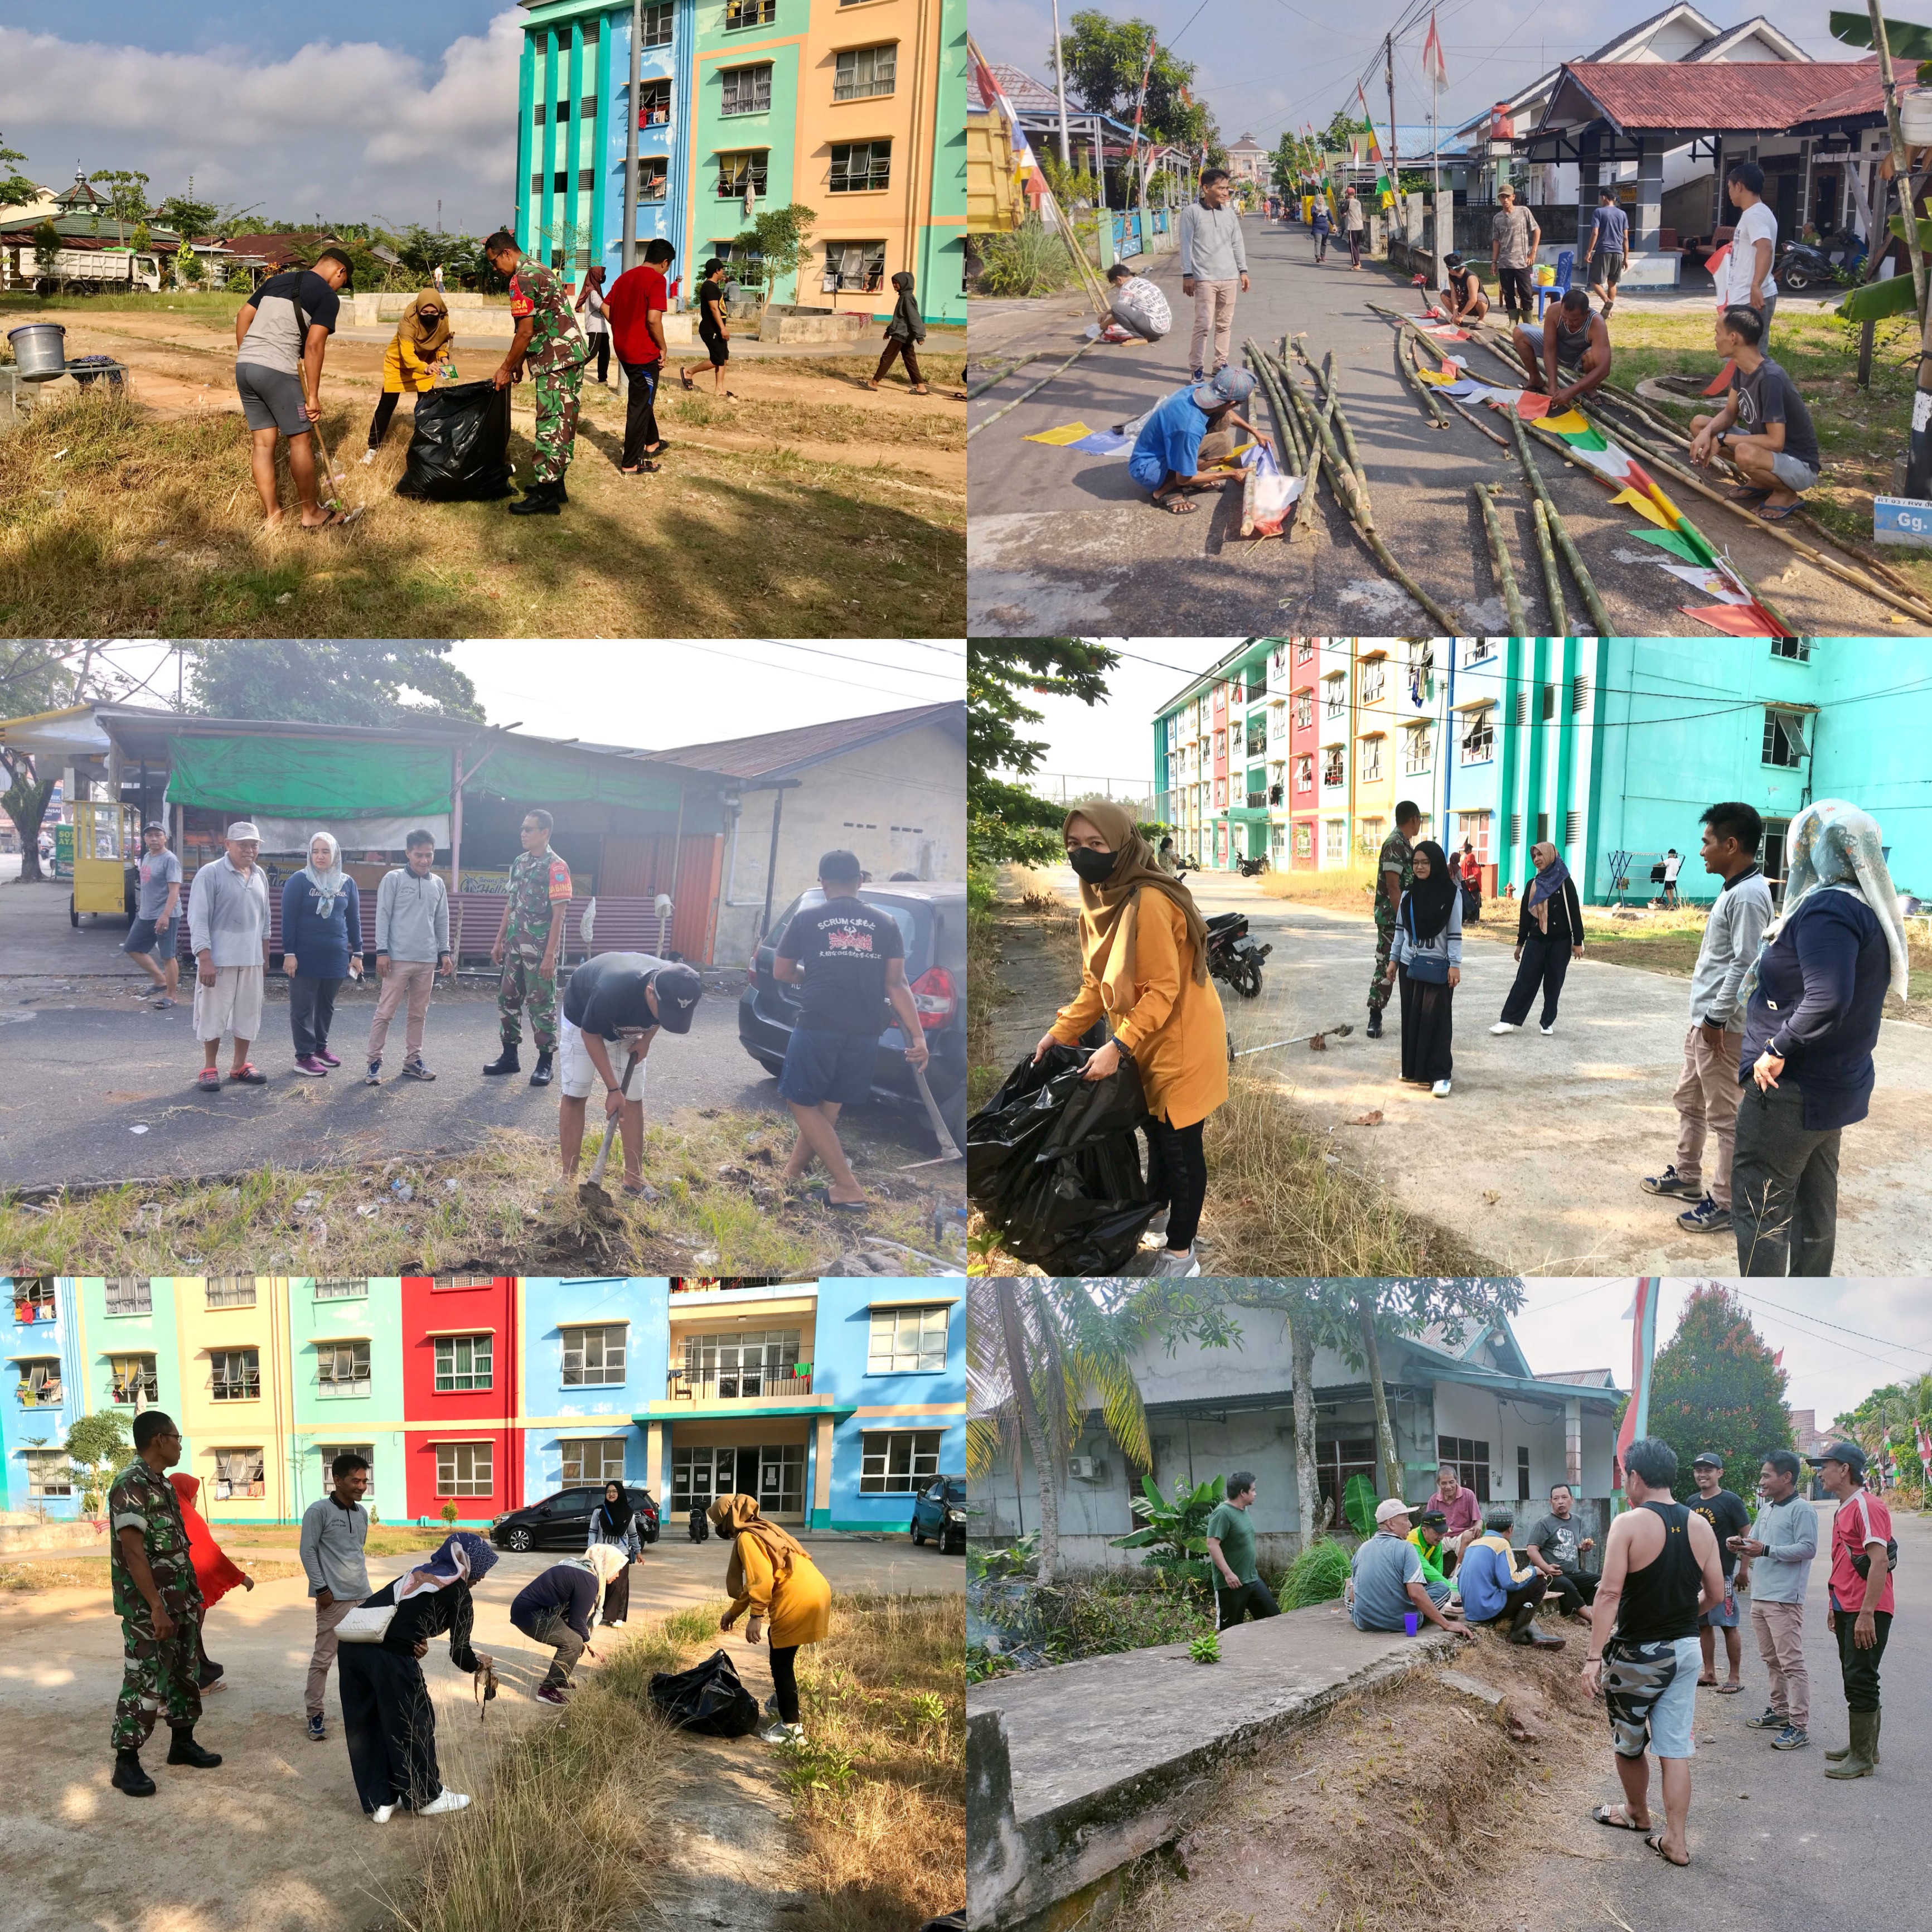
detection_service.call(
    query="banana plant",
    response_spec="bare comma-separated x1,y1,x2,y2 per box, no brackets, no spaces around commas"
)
1111,1471,1226,1590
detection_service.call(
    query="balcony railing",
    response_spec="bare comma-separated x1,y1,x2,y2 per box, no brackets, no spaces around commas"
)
666,1369,813,1403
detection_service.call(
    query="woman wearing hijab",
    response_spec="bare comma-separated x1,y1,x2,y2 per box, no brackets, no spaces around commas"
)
281,832,363,1076
708,1493,831,1745
509,1550,616,1705
585,1480,641,1628
1385,840,1463,1097
364,290,455,459
1730,800,1909,1277
1033,801,1228,1278
574,265,611,386
868,270,929,394
337,1531,496,1821
1493,841,1584,1036
168,1472,255,1691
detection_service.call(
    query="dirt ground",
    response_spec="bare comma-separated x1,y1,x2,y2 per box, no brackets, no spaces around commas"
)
0,1533,961,1932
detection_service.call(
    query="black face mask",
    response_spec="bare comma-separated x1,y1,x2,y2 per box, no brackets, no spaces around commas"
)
1068,846,1118,885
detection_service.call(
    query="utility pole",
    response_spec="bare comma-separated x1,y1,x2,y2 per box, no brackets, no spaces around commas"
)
1868,0,1932,493
622,0,642,274
1049,0,1072,170
1384,32,1401,235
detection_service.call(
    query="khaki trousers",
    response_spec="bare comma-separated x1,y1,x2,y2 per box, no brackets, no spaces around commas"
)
366,960,435,1063
1188,278,1238,376
1750,1597,1808,1727
1673,1021,1744,1207
307,1595,359,1717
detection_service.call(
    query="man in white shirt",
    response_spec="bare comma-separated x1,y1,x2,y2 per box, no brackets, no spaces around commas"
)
1102,262,1173,344
1721,161,1778,339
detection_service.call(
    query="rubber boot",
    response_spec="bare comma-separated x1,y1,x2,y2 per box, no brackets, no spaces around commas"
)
1823,1706,1878,1778
482,1044,521,1077
508,480,563,516
529,1049,554,1087
166,1726,222,1768
1826,1706,1881,1768
112,1749,156,1797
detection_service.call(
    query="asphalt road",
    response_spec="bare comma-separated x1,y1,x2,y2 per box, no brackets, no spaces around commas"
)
966,217,1904,636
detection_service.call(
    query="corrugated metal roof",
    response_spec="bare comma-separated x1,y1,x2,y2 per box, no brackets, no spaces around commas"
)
641,700,963,781
1792,69,1888,125
1547,59,1878,134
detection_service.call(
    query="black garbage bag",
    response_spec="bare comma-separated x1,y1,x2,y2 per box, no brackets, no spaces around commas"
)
967,1044,1158,1274
648,1649,762,1737
394,379,514,501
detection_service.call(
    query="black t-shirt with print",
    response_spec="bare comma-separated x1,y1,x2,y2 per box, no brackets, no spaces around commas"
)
776,896,905,1034
1689,1487,1751,1579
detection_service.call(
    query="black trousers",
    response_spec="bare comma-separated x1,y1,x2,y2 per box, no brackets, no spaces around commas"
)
338,1644,442,1813
1497,263,1535,321
1544,1570,1596,1615
1216,1577,1281,1627
289,975,343,1058
1499,934,1571,1027
1347,227,1363,265
1144,1113,1207,1251
1732,1081,1841,1276
771,1643,800,1724
602,1563,631,1624
588,331,610,384
1833,1603,1891,1712
368,391,403,448
1485,1573,1550,1628
619,360,662,467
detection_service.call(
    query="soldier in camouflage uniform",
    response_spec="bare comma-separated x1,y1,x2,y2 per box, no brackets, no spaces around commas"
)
485,806,573,1085
1367,800,1423,1039
484,230,590,516
108,1411,221,1794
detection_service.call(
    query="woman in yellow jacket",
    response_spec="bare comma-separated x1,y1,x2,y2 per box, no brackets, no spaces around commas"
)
1033,798,1227,1277
708,1493,831,1743
362,290,454,460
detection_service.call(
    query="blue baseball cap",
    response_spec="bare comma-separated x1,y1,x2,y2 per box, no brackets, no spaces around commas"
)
1192,367,1256,412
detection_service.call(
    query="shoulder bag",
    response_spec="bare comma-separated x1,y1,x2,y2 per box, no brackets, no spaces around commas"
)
333,1582,401,1644
1402,900,1450,984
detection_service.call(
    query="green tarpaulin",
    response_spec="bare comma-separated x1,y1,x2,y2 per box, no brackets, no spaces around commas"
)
165,735,452,817
465,741,688,815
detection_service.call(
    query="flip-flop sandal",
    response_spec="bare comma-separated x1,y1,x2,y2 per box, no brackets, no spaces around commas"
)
1645,1833,1691,1868
806,1188,869,1213
679,369,695,391
227,1063,267,1084
1715,1682,1744,1694
301,510,347,532
1156,497,1199,515
196,1069,222,1092
1724,485,1769,503
1590,1804,1652,1832
1754,501,1799,521
1697,1674,1718,1686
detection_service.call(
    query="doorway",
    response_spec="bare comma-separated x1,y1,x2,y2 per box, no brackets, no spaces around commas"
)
1764,817,1789,906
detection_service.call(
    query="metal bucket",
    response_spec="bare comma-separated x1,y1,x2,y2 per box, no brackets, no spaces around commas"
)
7,322,67,382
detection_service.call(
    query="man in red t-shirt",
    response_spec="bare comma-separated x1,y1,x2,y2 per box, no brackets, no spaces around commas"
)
605,238,675,472
1434,1464,1483,1572
1810,1440,1893,1778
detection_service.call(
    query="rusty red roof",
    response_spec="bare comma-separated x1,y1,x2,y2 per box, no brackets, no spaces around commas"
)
1543,59,1880,134
641,700,964,781
1791,69,1889,126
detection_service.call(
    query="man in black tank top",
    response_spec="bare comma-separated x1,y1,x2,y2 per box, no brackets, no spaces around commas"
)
1581,1437,1726,1867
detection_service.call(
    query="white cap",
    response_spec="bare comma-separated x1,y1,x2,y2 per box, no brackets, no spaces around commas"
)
226,821,262,841
1375,1497,1416,1526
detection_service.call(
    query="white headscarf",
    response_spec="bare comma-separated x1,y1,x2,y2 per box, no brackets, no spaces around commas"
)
1739,800,1910,1012
301,831,350,921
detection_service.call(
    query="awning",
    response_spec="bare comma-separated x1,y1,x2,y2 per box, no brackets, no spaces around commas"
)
864,1296,961,1310
0,705,116,758
164,734,453,817
466,740,687,815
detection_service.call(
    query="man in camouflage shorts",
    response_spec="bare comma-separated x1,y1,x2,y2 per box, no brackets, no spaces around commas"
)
109,1410,222,1795
1368,799,1422,1039
485,229,590,517
485,806,573,1086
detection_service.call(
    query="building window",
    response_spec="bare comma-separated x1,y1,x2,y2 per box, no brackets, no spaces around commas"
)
560,1437,627,1485
1438,1435,1492,1502
1457,811,1491,865
210,1349,260,1402
1358,816,1385,858
720,64,772,115
1517,1444,1532,1502
1571,672,1591,714
1323,674,1345,720
109,1355,158,1406
1293,690,1313,730
561,1324,627,1387
642,2,674,47
1321,744,1344,788
1310,1431,1377,1521
718,151,769,199
1358,735,1384,782
1293,821,1313,859
1464,641,1495,665
212,1447,265,1500
677,1330,802,1398
1771,640,1811,662
825,239,887,292
829,140,892,192
1403,722,1432,773
1245,716,1267,757
637,77,672,126
1359,656,1387,703
724,0,777,28
15,1359,62,1408
1406,640,1435,706
860,1429,941,1493
205,1279,256,1310
1460,704,1494,764
318,1445,374,1500
1762,708,1809,768
1294,753,1313,795
313,1278,367,1302
432,1276,495,1291
637,157,668,201
553,171,568,193
1540,681,1556,722
14,1280,55,1320
1296,642,1315,663
24,1449,72,1498
1323,819,1345,862
316,1340,371,1398
833,43,897,100
868,1305,948,1374
436,1443,493,1497
104,1279,151,1315
671,1445,725,1511
434,1335,493,1392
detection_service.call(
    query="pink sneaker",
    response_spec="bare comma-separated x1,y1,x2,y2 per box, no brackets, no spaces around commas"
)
314,1048,342,1068
294,1054,328,1077
535,1684,569,1706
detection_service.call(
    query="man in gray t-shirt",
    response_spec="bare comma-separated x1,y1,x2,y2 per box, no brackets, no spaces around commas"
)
1524,1483,1599,1622
123,822,183,1005
1349,1499,1472,1637
232,250,352,531
1488,186,1541,323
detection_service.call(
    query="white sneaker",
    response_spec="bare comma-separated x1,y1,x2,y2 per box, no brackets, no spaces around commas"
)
359,449,376,466
1489,1021,1519,1035
1149,1245,1202,1278
1431,1078,1451,1097
1539,1021,1556,1035
759,1721,805,1745
417,1790,472,1817
371,1803,396,1824
603,1619,626,1629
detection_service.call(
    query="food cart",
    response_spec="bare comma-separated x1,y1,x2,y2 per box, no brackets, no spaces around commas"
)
65,797,141,927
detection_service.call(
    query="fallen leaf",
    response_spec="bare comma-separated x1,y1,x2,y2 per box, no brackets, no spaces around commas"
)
1482,1189,1501,1205
1347,1110,1384,1127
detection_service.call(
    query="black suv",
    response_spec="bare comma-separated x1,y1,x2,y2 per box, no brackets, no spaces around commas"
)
738,880,967,1150
909,1475,966,1555
491,1484,660,1552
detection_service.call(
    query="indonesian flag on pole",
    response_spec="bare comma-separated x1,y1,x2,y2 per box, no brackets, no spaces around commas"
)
1614,1279,1660,1492
1423,12,1449,85
1916,1419,1932,1475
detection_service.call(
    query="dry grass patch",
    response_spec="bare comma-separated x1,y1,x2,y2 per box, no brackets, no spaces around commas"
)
1260,863,1379,915
0,1555,304,1591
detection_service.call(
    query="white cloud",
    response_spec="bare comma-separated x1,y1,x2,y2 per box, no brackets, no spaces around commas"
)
0,12,522,231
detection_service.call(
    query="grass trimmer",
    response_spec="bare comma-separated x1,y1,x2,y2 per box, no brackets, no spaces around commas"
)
1229,1021,1355,1062
577,1045,640,1214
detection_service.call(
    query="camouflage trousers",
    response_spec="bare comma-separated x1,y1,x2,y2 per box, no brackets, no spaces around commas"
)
531,368,583,484
113,1605,202,1752
498,952,559,1050
1369,901,1398,1014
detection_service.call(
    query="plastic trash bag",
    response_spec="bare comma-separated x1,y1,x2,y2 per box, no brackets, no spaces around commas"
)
394,379,514,501
967,1044,1159,1274
648,1649,762,1737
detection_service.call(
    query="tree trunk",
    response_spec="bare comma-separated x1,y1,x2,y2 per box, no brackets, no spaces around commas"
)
996,1279,1060,1585
1289,1311,1321,1551
1357,1298,1406,1504
2,771,52,885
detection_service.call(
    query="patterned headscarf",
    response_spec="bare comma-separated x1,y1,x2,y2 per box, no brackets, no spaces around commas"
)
300,831,349,921
397,1530,497,1602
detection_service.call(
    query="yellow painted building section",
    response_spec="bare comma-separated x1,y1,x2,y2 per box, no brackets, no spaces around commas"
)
171,1279,297,1523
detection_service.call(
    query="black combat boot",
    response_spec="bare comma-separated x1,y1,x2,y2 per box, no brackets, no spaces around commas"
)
1366,1007,1384,1039
507,480,563,516
113,1749,156,1797
166,1726,222,1768
483,1044,521,1076
530,1049,554,1087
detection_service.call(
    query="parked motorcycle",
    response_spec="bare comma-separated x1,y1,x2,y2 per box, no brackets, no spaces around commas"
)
1774,238,1850,294
1204,910,1270,999
1236,854,1270,878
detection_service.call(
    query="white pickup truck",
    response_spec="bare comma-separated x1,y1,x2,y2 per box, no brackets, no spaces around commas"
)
1,245,165,294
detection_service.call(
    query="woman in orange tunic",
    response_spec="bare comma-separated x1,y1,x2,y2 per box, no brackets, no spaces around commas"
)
169,1472,254,1690
708,1493,831,1745
1034,799,1228,1277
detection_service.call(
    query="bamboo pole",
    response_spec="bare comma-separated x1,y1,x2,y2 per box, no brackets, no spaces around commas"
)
1474,482,1527,633
1529,496,1569,634
1290,384,1334,543
1507,407,1614,634
966,338,1101,440
1245,344,1305,471
1403,327,1511,447
1292,337,1370,498
1393,325,1448,428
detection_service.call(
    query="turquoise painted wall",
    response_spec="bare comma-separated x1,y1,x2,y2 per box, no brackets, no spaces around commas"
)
691,0,807,296
289,1276,408,1524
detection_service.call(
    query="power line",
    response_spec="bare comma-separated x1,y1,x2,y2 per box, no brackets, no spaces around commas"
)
1728,1290,1932,1364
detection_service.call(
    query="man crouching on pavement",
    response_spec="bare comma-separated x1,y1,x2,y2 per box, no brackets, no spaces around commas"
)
556,951,703,1194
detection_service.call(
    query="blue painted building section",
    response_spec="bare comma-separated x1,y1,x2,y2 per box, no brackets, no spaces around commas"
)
521,1275,671,1500
3,1278,88,1519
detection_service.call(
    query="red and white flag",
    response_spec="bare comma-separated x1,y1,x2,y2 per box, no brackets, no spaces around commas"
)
1422,12,1449,86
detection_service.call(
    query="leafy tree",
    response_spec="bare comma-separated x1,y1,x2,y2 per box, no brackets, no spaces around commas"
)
175,242,202,285
1055,12,1209,151
1835,1371,1932,1489
32,219,60,277
394,223,475,282
92,167,151,245
966,638,1118,868
66,1411,134,1514
1320,108,1366,154
185,641,484,725
157,193,221,240
1633,1282,1793,1492
730,202,816,299
131,221,151,254
1,132,39,211
1,642,132,883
